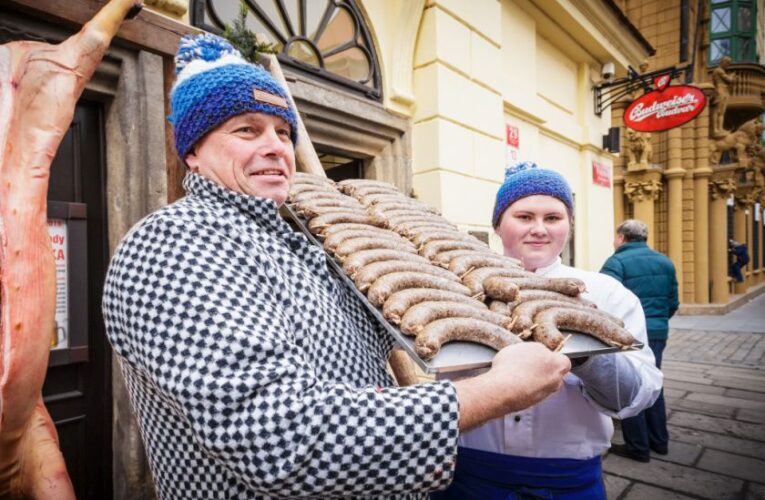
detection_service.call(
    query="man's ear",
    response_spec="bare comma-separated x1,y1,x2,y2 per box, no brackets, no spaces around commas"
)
185,149,199,172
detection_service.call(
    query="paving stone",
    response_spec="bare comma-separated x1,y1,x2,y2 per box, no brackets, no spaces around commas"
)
736,409,765,424
652,440,703,466
602,453,744,499
603,472,631,499
747,482,765,500
713,376,765,391
697,449,765,483
664,387,688,399
623,483,699,500
668,411,765,441
664,371,714,385
666,397,737,418
726,388,765,402
686,392,765,411
668,425,765,460
664,379,727,395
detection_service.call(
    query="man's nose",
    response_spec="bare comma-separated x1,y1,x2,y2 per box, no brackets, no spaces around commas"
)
259,126,288,155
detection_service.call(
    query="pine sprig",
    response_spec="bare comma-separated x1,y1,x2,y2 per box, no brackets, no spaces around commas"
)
222,1,278,65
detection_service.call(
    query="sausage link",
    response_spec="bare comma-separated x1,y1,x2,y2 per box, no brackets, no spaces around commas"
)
462,266,533,296
400,301,514,336
533,307,635,350
338,179,398,194
489,300,512,315
368,207,431,221
290,191,350,204
512,299,623,339
432,249,495,268
481,276,521,302
293,172,336,186
508,290,597,308
382,288,487,324
297,203,366,219
483,276,586,298
387,215,454,228
348,185,401,200
342,249,431,276
415,318,522,360
307,211,387,232
393,221,458,238
449,254,524,277
324,228,405,252
319,223,396,238
372,202,441,216
410,230,480,247
354,260,460,291
334,237,417,259
421,239,490,260
288,183,339,199
367,271,471,306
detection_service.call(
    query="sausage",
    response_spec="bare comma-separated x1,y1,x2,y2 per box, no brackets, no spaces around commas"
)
307,211,387,232
432,249,495,268
360,193,436,211
354,260,460,291
512,299,624,339
342,249,431,276
334,237,418,259
387,215,455,229
296,203,366,219
368,207,433,221
489,300,512,315
410,230,480,247
400,301,514,336
319,223,397,238
462,266,534,296
287,182,339,199
293,197,362,213
481,277,521,302
483,276,586,298
532,307,635,351
293,172,336,186
415,318,522,360
449,254,525,277
382,288,487,324
393,221,459,237
508,290,597,308
291,190,350,204
324,228,405,252
367,272,472,306
421,239,490,260
338,179,398,194
370,202,442,216
348,185,401,200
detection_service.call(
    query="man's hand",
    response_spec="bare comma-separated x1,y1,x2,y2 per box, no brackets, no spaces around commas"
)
454,342,571,432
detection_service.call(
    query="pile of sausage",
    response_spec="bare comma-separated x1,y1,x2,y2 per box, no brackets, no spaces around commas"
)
288,173,635,360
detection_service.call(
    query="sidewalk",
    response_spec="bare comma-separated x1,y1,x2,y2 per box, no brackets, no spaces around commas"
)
602,295,765,499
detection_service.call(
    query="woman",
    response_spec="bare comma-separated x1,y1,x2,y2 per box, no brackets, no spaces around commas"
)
434,162,663,499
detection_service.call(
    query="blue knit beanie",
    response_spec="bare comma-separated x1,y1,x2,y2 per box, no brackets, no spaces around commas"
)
169,34,298,158
491,161,574,227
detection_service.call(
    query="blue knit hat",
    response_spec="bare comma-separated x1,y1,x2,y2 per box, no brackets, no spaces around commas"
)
169,34,298,158
491,161,574,227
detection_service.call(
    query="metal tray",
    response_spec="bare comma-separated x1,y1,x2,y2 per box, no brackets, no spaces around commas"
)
281,204,643,374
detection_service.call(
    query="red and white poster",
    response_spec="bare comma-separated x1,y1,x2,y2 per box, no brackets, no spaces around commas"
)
592,161,611,188
624,85,706,132
47,219,69,350
506,124,519,164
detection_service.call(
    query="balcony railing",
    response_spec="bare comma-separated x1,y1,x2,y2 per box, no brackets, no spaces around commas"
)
725,63,765,111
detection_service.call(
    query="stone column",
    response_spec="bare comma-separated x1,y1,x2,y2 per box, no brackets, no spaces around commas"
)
709,171,737,303
666,127,685,297
693,92,713,303
759,201,765,284
613,177,625,227
732,196,748,294
625,169,663,248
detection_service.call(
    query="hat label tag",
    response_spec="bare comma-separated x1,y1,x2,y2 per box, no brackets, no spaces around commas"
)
253,89,288,109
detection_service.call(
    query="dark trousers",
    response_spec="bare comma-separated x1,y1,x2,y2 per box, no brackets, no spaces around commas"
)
620,339,668,457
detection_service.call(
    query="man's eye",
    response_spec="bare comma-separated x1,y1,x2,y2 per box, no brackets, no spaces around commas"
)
277,128,291,137
235,127,253,134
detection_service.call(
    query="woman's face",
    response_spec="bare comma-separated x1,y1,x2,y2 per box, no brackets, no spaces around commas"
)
495,195,571,272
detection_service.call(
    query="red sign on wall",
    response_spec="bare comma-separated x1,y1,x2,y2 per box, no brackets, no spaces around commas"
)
506,124,519,148
592,161,611,188
624,85,706,132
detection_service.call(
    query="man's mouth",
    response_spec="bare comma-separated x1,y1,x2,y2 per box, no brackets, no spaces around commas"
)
252,169,286,177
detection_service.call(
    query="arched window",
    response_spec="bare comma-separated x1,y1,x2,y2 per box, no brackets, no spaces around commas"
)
190,0,382,100
708,0,757,64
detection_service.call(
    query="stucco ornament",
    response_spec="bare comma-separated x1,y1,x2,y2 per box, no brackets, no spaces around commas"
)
710,56,736,137
709,118,765,167
624,129,653,170
624,178,663,202
708,176,738,200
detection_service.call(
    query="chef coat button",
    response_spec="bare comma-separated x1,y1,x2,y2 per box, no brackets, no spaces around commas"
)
514,415,521,422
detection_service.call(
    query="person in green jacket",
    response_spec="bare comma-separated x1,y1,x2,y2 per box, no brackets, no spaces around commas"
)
600,219,678,462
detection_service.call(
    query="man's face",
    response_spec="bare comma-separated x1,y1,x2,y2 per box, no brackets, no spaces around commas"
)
185,112,296,205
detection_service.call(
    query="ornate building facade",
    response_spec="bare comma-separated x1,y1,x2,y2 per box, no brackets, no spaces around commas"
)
612,0,764,306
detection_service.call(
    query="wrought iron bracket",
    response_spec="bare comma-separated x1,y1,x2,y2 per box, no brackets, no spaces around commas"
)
593,64,693,116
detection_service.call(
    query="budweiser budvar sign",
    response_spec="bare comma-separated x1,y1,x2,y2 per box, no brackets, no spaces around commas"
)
624,84,706,132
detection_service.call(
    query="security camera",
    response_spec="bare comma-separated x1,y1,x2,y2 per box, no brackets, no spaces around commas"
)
601,62,615,81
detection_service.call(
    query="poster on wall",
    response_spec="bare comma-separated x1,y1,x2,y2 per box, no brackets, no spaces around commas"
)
624,74,706,132
506,124,519,164
47,218,69,350
592,161,611,187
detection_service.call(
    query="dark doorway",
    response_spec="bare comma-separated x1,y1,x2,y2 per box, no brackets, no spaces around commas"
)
318,152,364,182
44,100,113,499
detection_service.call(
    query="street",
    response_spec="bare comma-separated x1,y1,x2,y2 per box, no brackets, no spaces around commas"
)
603,292,765,499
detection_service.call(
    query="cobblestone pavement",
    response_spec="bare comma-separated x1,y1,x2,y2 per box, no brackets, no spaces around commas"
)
603,295,765,499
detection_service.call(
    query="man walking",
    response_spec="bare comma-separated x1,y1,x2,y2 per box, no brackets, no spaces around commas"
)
601,219,678,462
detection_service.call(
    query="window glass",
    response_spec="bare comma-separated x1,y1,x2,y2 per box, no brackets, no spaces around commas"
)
710,38,731,63
711,8,731,33
738,6,751,31
325,47,370,82
287,39,320,66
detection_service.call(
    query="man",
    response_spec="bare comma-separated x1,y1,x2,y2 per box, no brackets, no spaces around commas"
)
601,219,678,462
102,34,570,499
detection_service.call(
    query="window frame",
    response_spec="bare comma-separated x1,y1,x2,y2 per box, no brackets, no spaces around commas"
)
708,0,757,65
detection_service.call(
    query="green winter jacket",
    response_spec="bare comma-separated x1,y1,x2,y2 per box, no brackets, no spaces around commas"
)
600,241,679,340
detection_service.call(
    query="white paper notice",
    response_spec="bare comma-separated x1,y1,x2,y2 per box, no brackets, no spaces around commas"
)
48,219,69,350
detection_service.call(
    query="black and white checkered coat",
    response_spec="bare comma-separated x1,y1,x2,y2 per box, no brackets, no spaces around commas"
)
103,173,459,499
